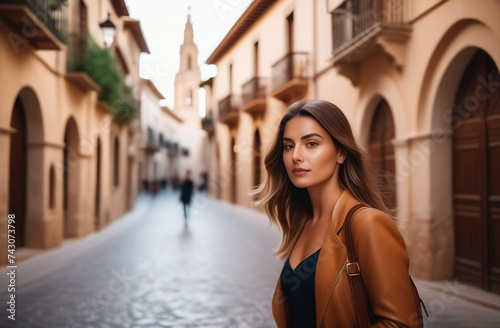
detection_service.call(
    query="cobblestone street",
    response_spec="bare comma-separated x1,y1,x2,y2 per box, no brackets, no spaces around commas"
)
1,190,500,327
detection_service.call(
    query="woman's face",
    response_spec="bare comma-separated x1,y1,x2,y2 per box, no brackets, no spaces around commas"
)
282,115,345,189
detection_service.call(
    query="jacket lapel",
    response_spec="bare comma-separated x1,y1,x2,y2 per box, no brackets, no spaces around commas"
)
315,189,362,326
272,271,289,327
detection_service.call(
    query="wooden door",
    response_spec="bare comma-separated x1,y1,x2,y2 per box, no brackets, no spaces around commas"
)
95,138,101,229
368,99,397,213
453,50,500,294
9,99,27,247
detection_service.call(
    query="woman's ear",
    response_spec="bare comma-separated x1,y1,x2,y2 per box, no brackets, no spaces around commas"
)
338,148,347,164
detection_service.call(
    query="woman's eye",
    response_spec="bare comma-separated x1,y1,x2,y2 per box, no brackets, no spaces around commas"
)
283,144,293,150
306,141,318,148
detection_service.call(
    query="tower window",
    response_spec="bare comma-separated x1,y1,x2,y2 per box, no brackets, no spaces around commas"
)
188,55,192,70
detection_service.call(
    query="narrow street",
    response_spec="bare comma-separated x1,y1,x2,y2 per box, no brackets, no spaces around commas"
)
1,190,499,327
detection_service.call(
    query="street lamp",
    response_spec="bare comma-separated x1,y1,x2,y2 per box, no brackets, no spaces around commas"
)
99,13,116,48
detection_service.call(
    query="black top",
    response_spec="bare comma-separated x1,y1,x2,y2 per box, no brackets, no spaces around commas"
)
180,179,194,204
280,248,321,328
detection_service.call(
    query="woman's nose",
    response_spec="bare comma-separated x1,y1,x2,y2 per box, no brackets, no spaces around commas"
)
292,146,303,162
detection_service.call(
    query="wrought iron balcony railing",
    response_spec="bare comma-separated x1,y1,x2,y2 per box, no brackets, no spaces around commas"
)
271,52,309,91
0,0,67,43
219,95,240,120
202,114,215,132
242,77,267,105
332,0,406,55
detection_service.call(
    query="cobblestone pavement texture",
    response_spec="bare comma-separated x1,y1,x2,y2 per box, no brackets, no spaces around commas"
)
0,189,499,328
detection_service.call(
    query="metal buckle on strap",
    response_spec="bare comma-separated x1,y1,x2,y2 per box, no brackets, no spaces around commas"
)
346,262,361,276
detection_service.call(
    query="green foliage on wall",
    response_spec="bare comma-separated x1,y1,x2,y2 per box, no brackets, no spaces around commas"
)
75,35,137,123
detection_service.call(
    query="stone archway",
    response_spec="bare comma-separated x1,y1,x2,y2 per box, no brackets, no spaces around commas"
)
231,136,236,204
9,98,27,247
95,137,101,230
451,50,500,294
63,117,80,238
367,99,397,214
8,87,45,248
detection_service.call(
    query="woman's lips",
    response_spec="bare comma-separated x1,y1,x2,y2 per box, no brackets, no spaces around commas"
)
292,170,309,176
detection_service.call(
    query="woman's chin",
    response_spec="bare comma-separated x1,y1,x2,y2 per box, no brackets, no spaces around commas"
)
290,179,311,189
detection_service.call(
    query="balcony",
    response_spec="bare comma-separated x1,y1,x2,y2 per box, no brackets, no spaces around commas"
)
271,52,309,104
143,127,159,154
218,95,240,127
202,114,215,135
241,77,268,117
0,0,66,50
65,33,101,92
331,0,411,84
167,142,179,156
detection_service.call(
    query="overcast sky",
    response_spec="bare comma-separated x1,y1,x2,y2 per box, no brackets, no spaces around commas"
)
125,0,254,109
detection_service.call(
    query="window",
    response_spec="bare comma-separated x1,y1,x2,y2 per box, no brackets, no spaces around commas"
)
188,55,192,70
287,12,294,52
254,42,259,76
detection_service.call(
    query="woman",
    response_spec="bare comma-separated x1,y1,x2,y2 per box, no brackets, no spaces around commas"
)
252,100,422,327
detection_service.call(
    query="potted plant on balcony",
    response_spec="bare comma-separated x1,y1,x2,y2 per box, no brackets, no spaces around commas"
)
74,35,137,123
48,0,63,11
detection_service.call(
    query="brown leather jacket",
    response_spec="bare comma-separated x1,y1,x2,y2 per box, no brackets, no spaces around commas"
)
272,189,421,327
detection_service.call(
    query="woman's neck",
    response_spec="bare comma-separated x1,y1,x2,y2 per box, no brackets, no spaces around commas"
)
307,179,344,225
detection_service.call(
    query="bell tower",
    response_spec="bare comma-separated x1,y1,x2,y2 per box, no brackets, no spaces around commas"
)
174,7,201,128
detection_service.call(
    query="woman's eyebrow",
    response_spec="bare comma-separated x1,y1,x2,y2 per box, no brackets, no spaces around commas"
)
283,133,324,142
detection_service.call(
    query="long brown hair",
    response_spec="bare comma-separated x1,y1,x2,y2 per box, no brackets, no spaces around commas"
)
251,100,390,260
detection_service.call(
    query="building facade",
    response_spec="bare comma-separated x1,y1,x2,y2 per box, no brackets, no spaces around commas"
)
203,0,500,294
0,0,148,265
139,78,184,192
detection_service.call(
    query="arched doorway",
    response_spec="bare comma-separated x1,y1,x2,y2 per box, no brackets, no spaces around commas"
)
9,99,27,247
452,49,500,293
63,117,80,238
231,137,236,204
113,136,120,187
8,88,45,248
367,99,397,214
216,142,221,198
253,129,261,198
95,137,101,230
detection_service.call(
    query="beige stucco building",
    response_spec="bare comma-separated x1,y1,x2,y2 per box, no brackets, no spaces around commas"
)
0,0,148,265
139,78,184,191
202,0,500,295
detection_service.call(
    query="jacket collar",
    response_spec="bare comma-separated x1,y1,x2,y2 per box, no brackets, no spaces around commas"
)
331,189,362,234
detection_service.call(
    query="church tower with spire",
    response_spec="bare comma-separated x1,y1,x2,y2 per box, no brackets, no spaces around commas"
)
174,10,201,127
173,9,207,186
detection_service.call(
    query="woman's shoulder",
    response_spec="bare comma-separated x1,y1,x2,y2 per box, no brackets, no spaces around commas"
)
351,206,406,246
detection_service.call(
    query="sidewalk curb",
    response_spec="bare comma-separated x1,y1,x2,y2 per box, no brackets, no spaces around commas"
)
416,279,500,312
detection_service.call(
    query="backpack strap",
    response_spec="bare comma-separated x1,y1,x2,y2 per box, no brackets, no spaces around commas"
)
344,204,428,327
344,204,372,328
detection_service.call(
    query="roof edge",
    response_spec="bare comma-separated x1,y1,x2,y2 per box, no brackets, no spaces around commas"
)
206,0,277,64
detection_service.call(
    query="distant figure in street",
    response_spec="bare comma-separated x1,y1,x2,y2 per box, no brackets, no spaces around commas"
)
180,170,194,221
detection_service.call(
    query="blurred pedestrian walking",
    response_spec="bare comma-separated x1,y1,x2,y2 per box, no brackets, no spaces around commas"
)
180,170,194,222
